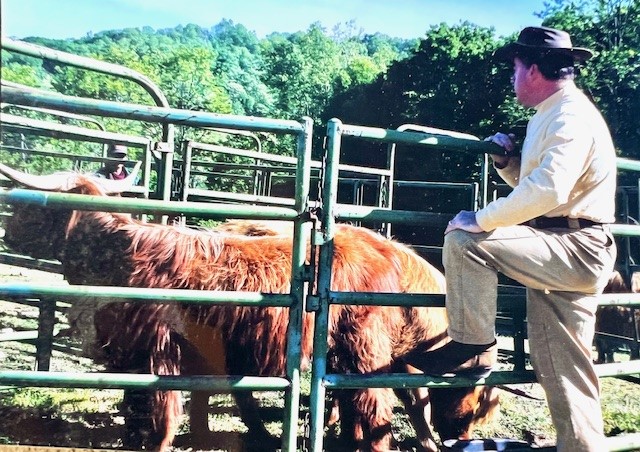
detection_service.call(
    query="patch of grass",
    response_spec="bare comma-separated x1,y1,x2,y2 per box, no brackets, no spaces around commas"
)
601,378,640,435
390,410,419,445
6,387,57,410
0,387,121,414
0,304,39,331
196,219,225,229
470,377,640,445
473,385,555,445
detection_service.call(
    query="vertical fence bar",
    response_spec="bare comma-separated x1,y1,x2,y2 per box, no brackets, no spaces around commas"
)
280,116,314,452
511,299,527,371
35,298,56,371
308,118,342,452
181,141,193,202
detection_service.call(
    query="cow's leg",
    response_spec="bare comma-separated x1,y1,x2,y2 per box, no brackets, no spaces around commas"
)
156,390,183,451
180,340,216,447
393,360,439,452
398,388,438,452
355,387,396,451
234,391,281,450
121,389,158,450
180,320,230,447
120,388,181,451
223,343,280,450
326,393,341,427
594,337,607,363
95,303,185,450
631,308,640,359
331,311,396,451
335,390,359,450
188,391,212,446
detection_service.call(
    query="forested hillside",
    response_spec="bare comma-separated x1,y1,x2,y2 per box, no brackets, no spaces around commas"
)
1,0,638,182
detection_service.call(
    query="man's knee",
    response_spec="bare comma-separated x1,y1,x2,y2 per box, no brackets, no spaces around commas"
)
443,229,474,266
443,229,472,251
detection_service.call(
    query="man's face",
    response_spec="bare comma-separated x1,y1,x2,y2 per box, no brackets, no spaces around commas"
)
107,160,124,172
512,57,535,107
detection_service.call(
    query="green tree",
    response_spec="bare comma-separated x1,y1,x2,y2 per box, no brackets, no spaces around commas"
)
261,23,343,121
149,45,231,112
0,61,51,89
324,23,509,177
209,20,275,117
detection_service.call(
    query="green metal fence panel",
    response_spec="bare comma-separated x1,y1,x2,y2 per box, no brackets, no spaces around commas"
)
0,111,153,198
0,106,314,452
1,37,176,202
308,118,640,452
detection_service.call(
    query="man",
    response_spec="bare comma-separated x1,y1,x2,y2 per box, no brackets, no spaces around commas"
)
405,26,617,451
97,144,130,180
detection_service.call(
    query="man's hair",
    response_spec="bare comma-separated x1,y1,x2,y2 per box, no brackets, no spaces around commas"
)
516,50,576,81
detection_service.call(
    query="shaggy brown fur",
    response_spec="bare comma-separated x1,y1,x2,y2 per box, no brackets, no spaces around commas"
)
597,271,640,363
214,221,499,447
3,176,497,451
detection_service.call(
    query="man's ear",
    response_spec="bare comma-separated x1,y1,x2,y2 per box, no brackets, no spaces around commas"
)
528,63,541,80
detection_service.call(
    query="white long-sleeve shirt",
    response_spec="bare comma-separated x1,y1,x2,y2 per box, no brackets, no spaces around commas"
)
475,82,617,231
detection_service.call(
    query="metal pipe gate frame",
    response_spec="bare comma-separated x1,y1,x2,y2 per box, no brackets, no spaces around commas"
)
306,118,640,452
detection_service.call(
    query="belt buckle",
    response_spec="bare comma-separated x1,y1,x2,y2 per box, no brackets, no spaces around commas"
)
567,218,580,229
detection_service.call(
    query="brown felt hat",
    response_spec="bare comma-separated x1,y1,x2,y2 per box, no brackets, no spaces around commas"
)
494,26,593,62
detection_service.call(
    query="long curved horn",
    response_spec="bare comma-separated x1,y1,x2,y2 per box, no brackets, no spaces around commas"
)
92,161,142,194
0,161,80,191
0,160,142,194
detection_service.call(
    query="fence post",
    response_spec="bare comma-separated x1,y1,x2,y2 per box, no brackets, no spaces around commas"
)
35,298,56,371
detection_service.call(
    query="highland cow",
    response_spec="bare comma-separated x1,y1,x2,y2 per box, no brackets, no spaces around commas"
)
0,163,497,451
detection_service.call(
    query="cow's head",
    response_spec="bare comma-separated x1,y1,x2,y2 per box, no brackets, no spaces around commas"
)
430,386,500,441
0,161,140,259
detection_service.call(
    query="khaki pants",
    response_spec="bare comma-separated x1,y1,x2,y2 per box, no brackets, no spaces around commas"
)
443,225,616,452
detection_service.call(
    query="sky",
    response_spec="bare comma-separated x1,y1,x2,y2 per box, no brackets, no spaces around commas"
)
1,0,547,41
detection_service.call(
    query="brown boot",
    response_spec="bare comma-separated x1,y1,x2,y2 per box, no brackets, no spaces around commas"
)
404,339,497,379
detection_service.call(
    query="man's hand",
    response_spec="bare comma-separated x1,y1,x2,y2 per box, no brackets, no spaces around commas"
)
485,132,516,168
445,210,485,234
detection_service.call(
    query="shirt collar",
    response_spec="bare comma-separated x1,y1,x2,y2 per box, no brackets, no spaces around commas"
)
534,81,578,112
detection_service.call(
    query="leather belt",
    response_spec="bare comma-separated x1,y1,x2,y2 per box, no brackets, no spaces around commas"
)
524,216,602,229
